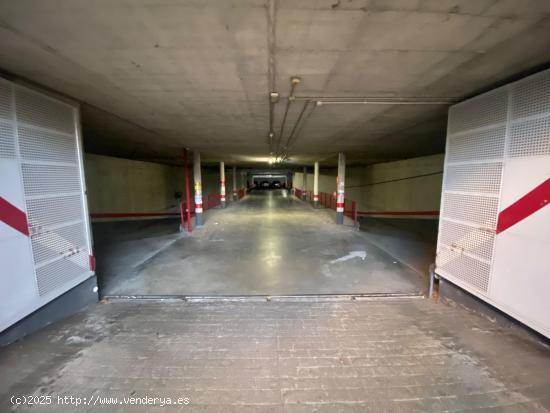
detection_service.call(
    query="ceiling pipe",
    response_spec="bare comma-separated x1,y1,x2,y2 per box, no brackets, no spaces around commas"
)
268,105,275,153
276,90,460,162
275,76,301,158
266,0,277,154
315,100,457,106
280,100,310,156
293,96,461,105
279,95,459,162
281,100,315,160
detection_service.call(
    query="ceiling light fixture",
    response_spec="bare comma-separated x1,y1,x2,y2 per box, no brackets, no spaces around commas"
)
270,92,280,103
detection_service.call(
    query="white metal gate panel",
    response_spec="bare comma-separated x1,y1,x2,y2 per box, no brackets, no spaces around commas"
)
437,69,550,337
0,78,94,332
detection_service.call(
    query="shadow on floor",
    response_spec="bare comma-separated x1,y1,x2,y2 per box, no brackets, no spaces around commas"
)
92,219,182,296
358,217,439,276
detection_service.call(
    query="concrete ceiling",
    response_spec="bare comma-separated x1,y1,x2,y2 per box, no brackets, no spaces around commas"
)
1,0,550,166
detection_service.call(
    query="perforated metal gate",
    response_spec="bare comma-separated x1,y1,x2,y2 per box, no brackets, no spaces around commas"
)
437,69,550,337
0,78,94,332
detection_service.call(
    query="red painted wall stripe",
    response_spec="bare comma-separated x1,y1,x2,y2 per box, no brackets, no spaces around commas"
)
496,178,550,234
90,212,180,219
0,196,29,236
357,210,440,216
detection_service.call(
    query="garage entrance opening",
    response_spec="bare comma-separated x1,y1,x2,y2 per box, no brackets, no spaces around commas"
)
96,188,425,298
2,2,550,410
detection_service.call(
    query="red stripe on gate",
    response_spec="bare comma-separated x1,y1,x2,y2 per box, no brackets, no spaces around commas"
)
336,202,345,208
90,212,180,218
496,178,550,234
0,196,29,236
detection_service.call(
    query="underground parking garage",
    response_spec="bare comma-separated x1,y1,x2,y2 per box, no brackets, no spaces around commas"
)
1,1,550,411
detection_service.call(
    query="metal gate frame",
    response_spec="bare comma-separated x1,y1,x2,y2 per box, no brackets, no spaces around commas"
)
436,69,550,338
0,77,95,332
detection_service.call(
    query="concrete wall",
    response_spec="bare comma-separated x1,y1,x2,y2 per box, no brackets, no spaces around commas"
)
293,168,331,191
293,154,444,218
85,154,181,216
85,154,242,219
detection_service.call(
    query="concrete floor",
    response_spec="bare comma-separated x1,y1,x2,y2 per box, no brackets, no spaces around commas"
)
1,298,550,412
96,190,425,297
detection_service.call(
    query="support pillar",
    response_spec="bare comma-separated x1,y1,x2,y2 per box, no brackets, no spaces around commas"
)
182,149,192,232
232,166,238,200
241,171,247,194
193,151,203,226
220,161,226,208
336,152,346,225
313,161,319,208
302,166,308,200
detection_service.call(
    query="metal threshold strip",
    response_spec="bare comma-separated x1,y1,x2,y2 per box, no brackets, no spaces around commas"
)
103,292,425,302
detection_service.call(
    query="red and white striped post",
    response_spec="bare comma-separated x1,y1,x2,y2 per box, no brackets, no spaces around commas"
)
232,165,237,201
302,166,308,201
241,170,247,195
193,151,203,226
336,152,346,225
182,149,192,232
220,161,226,208
313,161,320,208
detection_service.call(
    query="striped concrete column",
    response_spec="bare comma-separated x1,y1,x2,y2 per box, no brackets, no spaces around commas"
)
220,161,226,208
232,166,237,200
302,166,307,200
193,151,203,226
336,152,346,225
313,161,319,208
241,171,247,194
